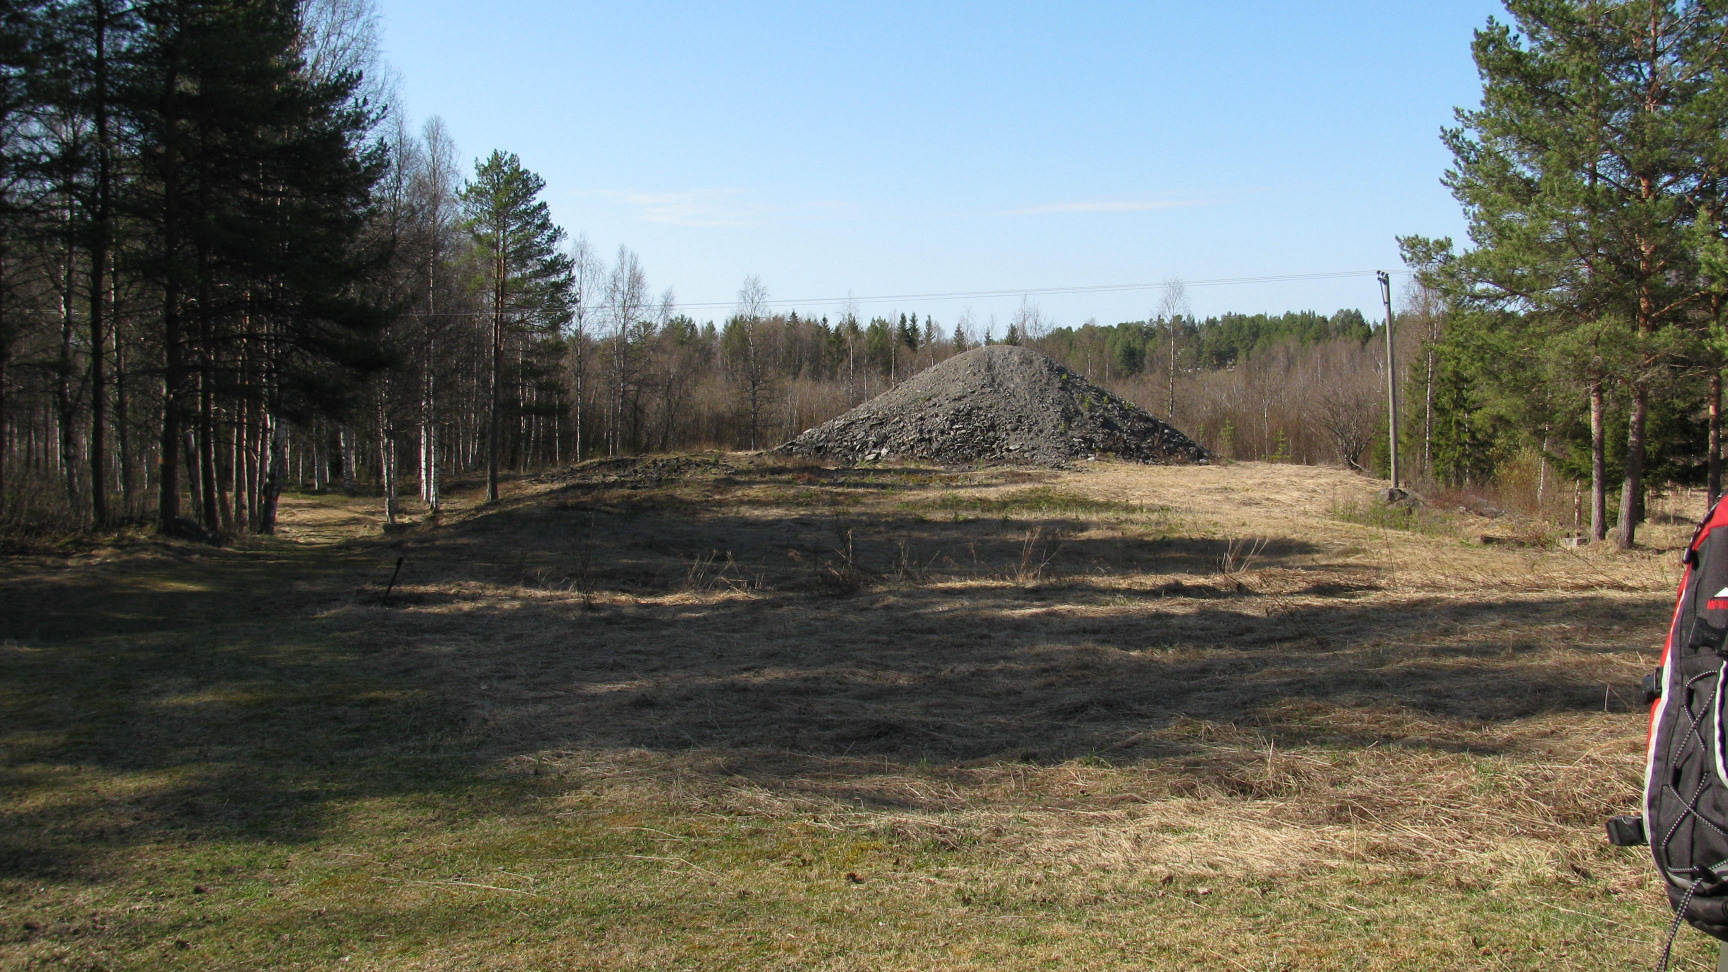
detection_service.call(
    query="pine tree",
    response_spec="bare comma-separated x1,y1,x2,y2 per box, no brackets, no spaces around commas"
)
0,0,44,519
459,150,572,501
1443,0,1728,547
123,0,388,535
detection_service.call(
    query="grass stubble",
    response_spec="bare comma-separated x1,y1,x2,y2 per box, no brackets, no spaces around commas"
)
0,457,1701,969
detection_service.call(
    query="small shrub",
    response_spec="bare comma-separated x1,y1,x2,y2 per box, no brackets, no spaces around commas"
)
1330,500,1454,536
789,522,877,594
683,550,759,594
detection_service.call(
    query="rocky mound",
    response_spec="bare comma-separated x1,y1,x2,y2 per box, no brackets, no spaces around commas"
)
777,345,1208,467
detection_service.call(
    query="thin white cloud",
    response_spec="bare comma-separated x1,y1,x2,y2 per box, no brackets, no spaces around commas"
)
590,189,749,227
797,200,864,220
1005,199,1207,216
579,189,861,227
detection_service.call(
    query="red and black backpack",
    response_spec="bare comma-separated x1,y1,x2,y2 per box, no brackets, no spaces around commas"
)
1619,499,1728,966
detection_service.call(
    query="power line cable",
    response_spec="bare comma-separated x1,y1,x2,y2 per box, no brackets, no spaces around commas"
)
674,269,1400,311
394,268,1408,318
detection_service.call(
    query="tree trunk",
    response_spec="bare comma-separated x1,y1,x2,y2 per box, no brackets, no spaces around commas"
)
572,337,583,463
1711,370,1722,510
616,336,623,454
517,343,529,470
339,425,355,495
1166,322,1176,422
158,276,182,532
420,337,439,512
195,251,219,531
198,380,217,529
1,341,9,517
88,0,112,526
248,403,263,531
182,428,200,524
57,215,80,521
487,300,502,501
157,387,179,532
229,409,245,529
1590,381,1607,542
214,410,232,533
258,415,287,534
1617,383,1648,549
378,382,396,525
56,341,77,515
159,300,184,531
114,279,131,510
746,324,760,451
0,251,8,518
1538,431,1550,507
88,267,107,524
156,54,186,533
1423,347,1435,478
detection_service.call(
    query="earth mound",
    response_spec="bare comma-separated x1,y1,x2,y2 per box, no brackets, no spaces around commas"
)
777,345,1208,467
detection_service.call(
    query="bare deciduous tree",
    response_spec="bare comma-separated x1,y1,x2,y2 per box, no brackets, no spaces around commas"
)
297,0,381,87
841,295,859,406
730,275,774,450
1158,278,1188,422
412,116,460,513
604,246,647,455
567,235,603,461
1314,372,1382,470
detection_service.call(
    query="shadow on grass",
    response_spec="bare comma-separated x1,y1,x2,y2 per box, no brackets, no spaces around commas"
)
0,493,1667,882
413,495,1331,591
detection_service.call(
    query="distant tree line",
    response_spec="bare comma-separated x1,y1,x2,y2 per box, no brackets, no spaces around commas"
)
1034,309,1387,468
30,0,1706,545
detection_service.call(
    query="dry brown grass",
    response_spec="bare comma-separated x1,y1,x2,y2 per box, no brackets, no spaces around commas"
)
0,457,1704,970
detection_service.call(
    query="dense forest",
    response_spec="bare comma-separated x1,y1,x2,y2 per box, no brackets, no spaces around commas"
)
6,0,1728,550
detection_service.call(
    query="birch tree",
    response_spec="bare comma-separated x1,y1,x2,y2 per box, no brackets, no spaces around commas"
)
412,116,459,512
567,234,601,461
603,245,645,455
730,275,771,450
1158,279,1188,422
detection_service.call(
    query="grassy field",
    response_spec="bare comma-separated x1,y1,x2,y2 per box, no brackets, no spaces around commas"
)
0,456,1705,970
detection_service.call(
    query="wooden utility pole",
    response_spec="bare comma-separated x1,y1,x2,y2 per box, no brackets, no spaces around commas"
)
1378,271,1400,489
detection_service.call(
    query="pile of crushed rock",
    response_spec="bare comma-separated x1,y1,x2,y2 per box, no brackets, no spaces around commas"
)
776,345,1208,467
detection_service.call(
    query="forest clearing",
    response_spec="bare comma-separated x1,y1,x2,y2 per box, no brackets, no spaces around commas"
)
14,0,1728,967
0,457,1696,970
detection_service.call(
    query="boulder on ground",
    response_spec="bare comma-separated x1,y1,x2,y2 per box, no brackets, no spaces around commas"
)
1379,487,1422,509
776,345,1208,467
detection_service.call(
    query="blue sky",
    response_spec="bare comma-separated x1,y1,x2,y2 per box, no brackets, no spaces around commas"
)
372,1,1505,330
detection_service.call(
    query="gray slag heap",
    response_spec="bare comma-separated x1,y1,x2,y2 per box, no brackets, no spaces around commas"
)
777,345,1208,467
